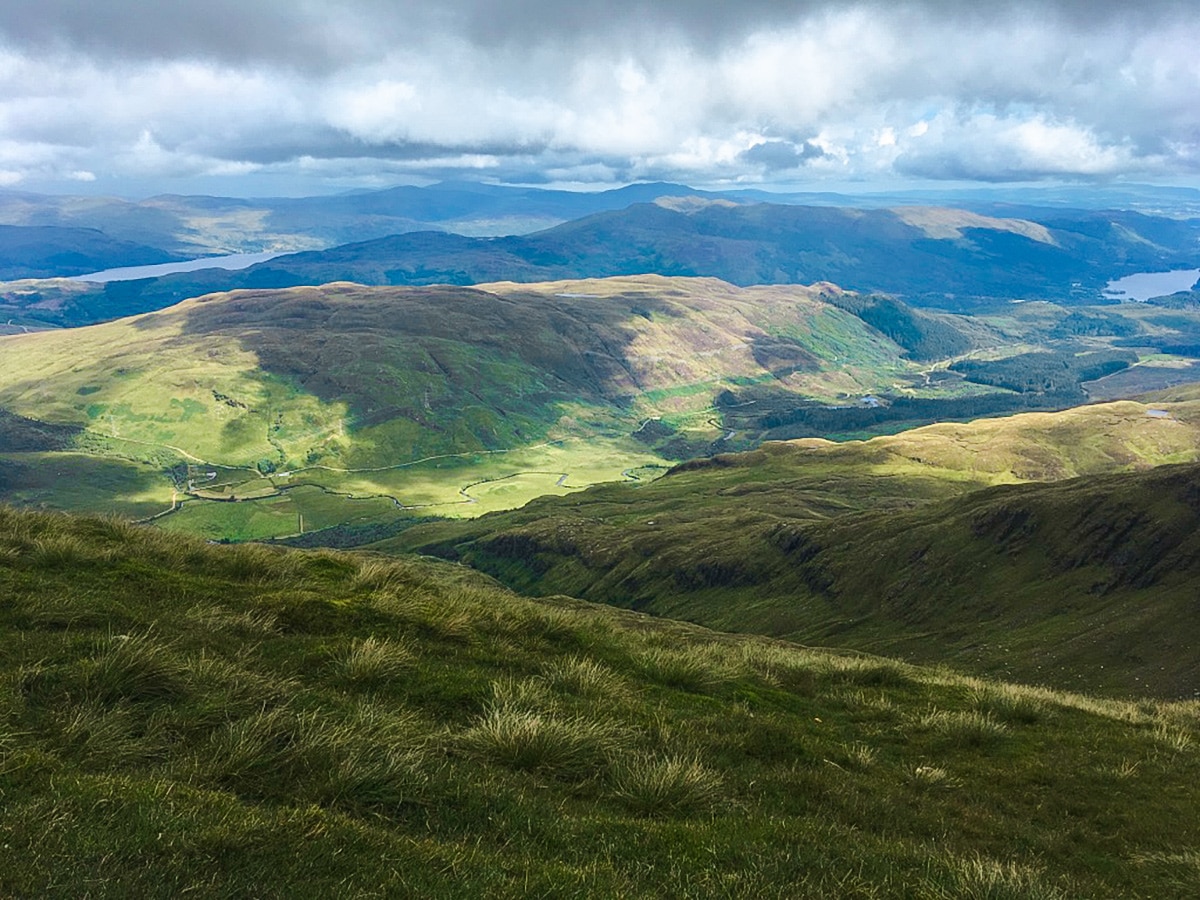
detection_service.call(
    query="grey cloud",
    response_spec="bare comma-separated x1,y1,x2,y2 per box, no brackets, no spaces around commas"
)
1,1,1198,193
739,140,825,171
1,1,1192,66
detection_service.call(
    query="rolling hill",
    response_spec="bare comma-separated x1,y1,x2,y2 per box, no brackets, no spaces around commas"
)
1,503,1198,897
9,272,1200,540
391,400,1200,698
2,276,996,535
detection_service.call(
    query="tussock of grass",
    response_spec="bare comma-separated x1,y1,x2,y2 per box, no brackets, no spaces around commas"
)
85,633,190,705
1103,758,1141,781
457,703,618,777
637,645,733,693
335,636,416,687
839,741,878,771
968,682,1049,725
541,655,628,700
488,676,557,713
197,706,311,797
907,765,961,790
927,854,1067,900
831,688,901,718
27,534,100,568
1132,849,1200,891
1151,722,1194,753
918,708,1010,748
820,655,916,688
610,753,723,816
51,701,163,766
351,558,411,593
185,603,280,636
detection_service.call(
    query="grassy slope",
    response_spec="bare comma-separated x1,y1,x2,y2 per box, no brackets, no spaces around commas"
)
0,276,975,535
392,399,1200,698
2,504,1199,897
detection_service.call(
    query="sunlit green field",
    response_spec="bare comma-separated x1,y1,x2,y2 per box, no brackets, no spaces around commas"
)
152,440,670,540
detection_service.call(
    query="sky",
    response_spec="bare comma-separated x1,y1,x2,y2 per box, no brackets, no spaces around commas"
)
0,0,1198,197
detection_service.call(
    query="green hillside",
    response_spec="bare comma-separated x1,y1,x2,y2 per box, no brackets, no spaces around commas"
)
7,273,1200,543
393,400,1200,698
2,504,1199,897
0,276,1001,538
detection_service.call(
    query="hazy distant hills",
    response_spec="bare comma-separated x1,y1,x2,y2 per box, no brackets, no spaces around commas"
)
240,200,1200,306
0,181,719,257
0,224,181,280
8,196,1199,330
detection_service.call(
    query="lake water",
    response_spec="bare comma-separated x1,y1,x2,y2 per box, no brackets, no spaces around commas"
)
70,251,285,283
1102,268,1200,302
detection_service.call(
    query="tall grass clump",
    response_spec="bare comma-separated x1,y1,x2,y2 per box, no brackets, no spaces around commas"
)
1151,722,1194,754
968,683,1048,725
27,534,95,568
906,765,961,790
51,700,164,766
351,558,412,593
313,702,432,813
818,654,916,689
457,704,618,778
541,656,628,700
839,741,878,771
918,708,1009,749
197,706,309,797
738,644,821,696
1132,850,1200,891
610,753,723,817
85,632,189,704
215,542,309,584
335,636,416,688
637,646,730,694
924,854,1068,900
185,603,280,636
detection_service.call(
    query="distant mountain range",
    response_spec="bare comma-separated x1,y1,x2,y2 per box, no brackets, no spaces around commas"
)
6,195,1200,328
233,199,1200,305
2,178,1199,294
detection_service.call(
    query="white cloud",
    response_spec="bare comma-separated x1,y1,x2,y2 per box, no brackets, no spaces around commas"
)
0,2,1196,193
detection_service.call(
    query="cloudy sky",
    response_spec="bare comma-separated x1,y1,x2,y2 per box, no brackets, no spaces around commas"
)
1,0,1198,196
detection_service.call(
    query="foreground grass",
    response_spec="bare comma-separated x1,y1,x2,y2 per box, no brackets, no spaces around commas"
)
2,506,1199,897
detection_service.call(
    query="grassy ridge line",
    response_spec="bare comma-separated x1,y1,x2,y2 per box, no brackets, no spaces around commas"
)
391,399,1200,698
2,504,1199,897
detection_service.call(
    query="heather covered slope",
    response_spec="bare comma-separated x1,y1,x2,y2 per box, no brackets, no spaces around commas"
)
1,504,1199,897
392,402,1200,698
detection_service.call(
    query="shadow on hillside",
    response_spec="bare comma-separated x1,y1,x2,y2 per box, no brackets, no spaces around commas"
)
168,282,678,436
